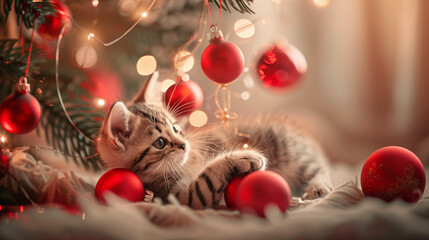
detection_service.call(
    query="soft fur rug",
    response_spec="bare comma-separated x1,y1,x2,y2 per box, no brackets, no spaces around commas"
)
1,151,429,240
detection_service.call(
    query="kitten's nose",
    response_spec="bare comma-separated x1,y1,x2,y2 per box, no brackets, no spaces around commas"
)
178,143,186,150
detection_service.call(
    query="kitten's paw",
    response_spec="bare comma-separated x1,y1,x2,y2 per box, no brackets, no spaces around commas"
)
302,181,332,200
229,150,267,174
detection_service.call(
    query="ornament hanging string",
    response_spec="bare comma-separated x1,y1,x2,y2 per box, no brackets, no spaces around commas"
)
24,17,37,79
207,0,222,27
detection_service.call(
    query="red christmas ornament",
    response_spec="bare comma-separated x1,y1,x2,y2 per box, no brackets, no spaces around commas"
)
164,78,203,117
236,171,291,218
0,152,10,179
224,175,245,210
256,44,307,90
201,28,244,84
37,0,71,40
361,146,426,203
0,90,41,134
95,168,145,203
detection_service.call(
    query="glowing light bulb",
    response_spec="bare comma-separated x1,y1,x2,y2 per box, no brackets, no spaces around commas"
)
174,50,194,73
313,0,330,8
161,79,176,92
75,45,98,69
243,143,249,149
234,19,255,39
0,135,6,143
92,0,99,7
189,110,208,127
88,33,95,40
136,55,157,76
97,98,106,107
142,12,148,18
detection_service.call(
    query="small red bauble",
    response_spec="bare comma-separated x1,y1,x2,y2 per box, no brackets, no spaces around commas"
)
37,0,71,40
201,37,244,84
256,44,307,90
236,171,291,218
0,91,42,134
164,79,203,117
361,146,426,203
95,168,145,203
0,152,10,179
224,175,245,210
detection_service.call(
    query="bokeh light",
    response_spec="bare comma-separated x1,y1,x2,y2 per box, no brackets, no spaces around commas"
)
189,110,208,127
0,135,6,143
174,50,194,73
313,0,330,8
161,79,176,92
136,55,157,76
234,19,255,39
75,45,98,69
241,91,251,101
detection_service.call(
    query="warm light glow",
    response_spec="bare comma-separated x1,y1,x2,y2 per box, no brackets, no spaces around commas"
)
234,19,255,39
243,67,249,72
243,75,255,89
75,45,98,69
243,143,249,149
174,50,194,73
313,0,330,8
181,73,190,82
92,0,99,7
119,0,138,16
0,136,6,143
97,98,106,107
88,33,95,40
241,91,250,101
271,0,282,5
136,55,157,76
20,206,24,213
142,12,148,18
189,110,208,128
82,212,86,221
161,79,176,92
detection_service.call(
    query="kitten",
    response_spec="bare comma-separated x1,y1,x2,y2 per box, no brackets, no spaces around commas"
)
97,73,332,209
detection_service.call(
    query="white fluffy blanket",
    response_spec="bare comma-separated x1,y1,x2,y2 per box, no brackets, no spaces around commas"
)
1,152,429,240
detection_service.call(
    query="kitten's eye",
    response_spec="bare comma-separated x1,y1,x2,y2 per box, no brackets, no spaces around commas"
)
172,124,180,133
153,137,166,149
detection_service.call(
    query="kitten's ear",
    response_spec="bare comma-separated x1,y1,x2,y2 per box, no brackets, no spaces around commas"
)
105,102,132,150
129,71,162,106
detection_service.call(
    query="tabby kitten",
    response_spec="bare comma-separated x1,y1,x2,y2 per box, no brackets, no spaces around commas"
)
97,73,332,209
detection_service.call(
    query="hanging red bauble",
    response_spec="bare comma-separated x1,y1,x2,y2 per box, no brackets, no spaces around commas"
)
37,0,71,40
361,146,426,203
201,28,244,84
164,78,203,117
0,90,41,134
256,44,307,90
224,175,245,210
95,168,145,203
0,152,10,179
235,171,291,218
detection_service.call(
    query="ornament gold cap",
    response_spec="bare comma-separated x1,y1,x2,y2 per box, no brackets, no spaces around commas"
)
17,77,30,92
207,25,223,41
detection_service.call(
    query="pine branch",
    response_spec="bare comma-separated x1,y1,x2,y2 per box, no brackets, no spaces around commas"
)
0,40,103,171
209,0,255,14
3,0,56,29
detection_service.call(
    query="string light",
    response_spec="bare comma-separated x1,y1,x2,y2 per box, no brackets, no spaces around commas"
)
0,135,6,143
243,143,249,149
234,19,255,39
92,0,99,7
141,12,148,18
189,110,208,127
136,55,157,76
87,33,95,40
313,0,330,8
96,98,106,107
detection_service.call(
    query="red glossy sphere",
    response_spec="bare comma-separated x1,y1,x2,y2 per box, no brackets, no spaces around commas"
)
95,168,145,203
0,152,10,179
37,0,71,40
201,37,244,84
236,171,291,218
0,91,42,134
256,44,307,89
164,80,203,117
224,175,245,210
361,146,426,203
